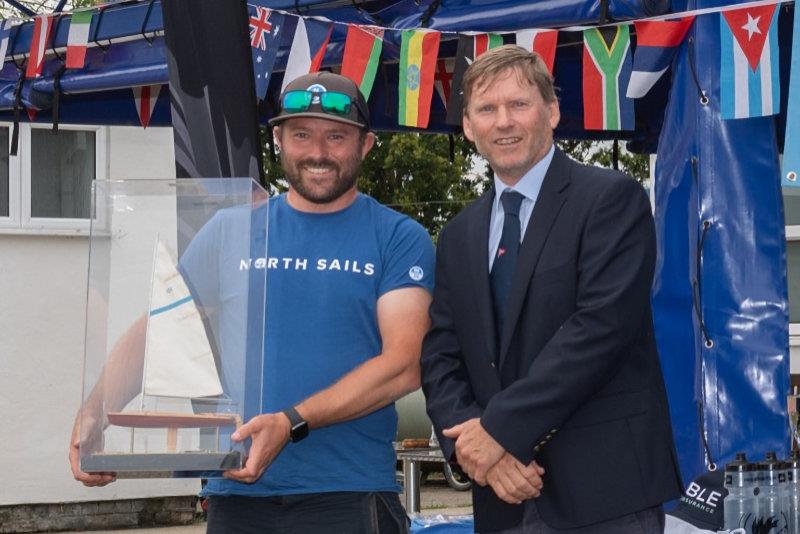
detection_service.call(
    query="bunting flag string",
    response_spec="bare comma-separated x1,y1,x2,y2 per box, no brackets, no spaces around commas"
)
132,84,162,129
0,0,797,131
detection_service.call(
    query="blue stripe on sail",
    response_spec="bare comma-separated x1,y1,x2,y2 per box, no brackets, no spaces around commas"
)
749,60,762,118
150,295,193,316
720,15,736,119
769,13,780,115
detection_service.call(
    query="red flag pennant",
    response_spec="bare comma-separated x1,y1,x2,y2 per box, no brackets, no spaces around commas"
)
133,84,162,129
26,14,55,78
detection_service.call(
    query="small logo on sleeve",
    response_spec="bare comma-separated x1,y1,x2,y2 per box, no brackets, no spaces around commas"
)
409,266,424,281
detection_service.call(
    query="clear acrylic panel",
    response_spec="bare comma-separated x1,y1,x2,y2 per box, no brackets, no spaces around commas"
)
80,178,268,478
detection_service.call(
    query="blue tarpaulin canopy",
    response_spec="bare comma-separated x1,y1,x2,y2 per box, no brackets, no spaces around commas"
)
4,0,790,489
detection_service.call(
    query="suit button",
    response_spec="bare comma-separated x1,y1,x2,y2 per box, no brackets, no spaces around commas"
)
490,362,495,368
533,445,541,453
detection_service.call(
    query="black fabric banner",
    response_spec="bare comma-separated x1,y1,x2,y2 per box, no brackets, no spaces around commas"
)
162,0,263,181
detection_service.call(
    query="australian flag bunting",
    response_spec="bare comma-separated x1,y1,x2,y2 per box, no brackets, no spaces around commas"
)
248,4,283,101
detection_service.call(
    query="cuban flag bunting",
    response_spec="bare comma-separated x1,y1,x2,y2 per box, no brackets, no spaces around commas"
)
280,15,333,92
248,5,283,101
719,4,780,120
626,17,694,99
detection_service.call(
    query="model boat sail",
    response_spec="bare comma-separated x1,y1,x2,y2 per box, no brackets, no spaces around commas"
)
105,239,239,451
141,238,222,398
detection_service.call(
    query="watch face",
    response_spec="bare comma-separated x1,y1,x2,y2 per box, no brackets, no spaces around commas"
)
291,421,309,442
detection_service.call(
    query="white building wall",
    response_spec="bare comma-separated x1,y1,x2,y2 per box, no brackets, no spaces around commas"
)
0,126,201,506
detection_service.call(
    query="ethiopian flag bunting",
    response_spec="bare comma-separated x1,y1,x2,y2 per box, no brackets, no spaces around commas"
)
583,25,634,131
398,29,440,128
66,8,94,69
341,25,383,100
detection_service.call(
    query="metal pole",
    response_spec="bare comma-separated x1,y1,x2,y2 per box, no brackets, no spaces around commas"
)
403,458,421,514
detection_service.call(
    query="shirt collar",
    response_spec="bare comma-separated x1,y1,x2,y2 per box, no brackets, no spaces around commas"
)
492,144,555,202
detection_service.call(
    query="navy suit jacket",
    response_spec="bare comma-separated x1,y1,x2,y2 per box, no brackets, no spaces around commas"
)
421,149,683,532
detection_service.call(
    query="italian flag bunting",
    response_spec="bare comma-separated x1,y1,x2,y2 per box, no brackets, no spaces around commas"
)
515,29,558,74
341,24,383,100
582,26,634,131
66,9,94,69
398,29,440,128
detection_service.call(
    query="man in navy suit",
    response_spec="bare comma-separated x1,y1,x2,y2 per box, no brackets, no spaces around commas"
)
421,45,682,533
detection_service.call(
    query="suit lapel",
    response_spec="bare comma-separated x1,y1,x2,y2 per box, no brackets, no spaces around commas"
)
467,188,500,370
498,150,571,367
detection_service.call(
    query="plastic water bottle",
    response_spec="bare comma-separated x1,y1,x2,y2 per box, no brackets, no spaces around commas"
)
787,451,800,534
755,451,789,532
724,452,759,532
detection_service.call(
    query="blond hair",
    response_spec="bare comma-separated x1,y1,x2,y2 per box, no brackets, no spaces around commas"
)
461,44,557,113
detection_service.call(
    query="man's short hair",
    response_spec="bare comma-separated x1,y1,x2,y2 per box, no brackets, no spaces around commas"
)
462,44,557,113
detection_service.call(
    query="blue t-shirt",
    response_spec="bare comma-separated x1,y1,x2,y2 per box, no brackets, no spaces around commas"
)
180,193,435,496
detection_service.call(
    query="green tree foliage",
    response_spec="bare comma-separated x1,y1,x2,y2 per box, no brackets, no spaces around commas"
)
556,139,650,183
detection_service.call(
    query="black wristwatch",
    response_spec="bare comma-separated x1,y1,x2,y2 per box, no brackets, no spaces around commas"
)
282,406,309,443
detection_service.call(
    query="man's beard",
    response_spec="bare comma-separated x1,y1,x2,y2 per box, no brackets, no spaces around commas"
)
282,153,362,205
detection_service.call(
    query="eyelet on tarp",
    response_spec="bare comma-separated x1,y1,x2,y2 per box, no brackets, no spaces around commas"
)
700,92,709,106
788,171,797,182
705,339,714,349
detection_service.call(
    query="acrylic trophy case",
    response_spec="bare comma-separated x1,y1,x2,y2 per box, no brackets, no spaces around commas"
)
80,178,268,477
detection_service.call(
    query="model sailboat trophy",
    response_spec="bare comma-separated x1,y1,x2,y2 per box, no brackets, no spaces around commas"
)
80,178,267,477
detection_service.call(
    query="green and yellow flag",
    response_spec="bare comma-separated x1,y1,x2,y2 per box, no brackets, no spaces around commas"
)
398,29,441,128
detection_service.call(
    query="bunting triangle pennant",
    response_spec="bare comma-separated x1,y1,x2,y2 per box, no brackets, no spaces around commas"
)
248,6,283,101
26,14,55,78
515,29,558,74
582,25,634,131
445,33,504,126
627,17,694,99
281,16,333,92
341,24,384,100
720,4,780,119
398,29,440,128
783,4,800,187
66,8,95,69
133,84,162,129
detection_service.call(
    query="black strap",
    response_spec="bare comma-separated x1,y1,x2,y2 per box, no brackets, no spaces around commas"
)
52,64,67,133
10,70,24,156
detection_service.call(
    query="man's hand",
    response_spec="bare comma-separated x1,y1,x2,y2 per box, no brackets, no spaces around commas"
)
69,411,116,487
224,413,291,484
443,418,505,485
486,453,545,504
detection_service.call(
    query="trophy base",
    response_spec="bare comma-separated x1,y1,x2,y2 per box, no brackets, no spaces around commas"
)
82,450,241,478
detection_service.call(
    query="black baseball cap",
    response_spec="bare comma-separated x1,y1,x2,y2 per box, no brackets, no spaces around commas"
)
269,71,370,129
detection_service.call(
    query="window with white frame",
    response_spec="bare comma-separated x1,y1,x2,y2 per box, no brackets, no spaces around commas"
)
0,123,106,234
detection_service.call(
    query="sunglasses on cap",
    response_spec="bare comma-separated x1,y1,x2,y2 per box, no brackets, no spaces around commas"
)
281,90,367,124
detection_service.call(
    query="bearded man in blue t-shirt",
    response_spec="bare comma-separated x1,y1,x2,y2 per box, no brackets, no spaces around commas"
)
70,72,435,533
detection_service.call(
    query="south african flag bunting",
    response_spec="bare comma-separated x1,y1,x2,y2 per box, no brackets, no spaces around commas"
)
583,26,634,131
